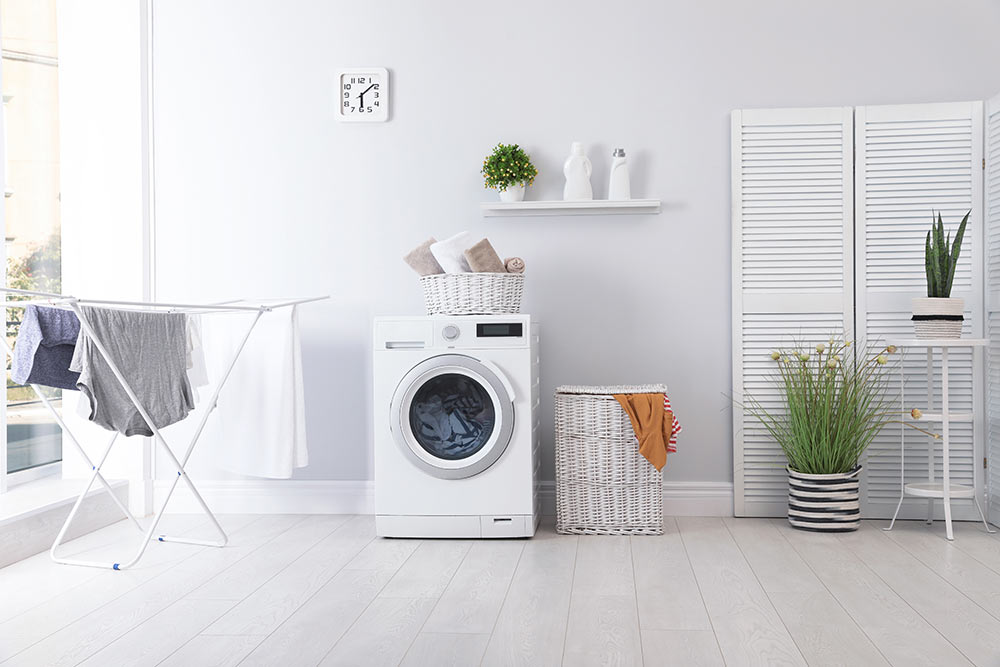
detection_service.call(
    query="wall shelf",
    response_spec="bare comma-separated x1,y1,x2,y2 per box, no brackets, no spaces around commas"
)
480,199,661,218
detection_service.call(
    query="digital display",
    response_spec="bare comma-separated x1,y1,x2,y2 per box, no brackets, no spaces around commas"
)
477,323,523,338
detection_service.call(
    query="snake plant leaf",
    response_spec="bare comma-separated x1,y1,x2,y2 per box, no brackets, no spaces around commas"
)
929,219,944,297
936,212,949,296
945,210,970,297
926,230,936,297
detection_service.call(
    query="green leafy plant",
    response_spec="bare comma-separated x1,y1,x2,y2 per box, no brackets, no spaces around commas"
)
481,143,537,192
741,337,918,475
925,210,970,298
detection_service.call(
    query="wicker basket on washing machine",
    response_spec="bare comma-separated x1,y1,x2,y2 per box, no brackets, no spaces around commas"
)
554,384,665,536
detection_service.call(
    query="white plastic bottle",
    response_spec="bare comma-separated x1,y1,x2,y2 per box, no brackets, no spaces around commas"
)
608,148,631,200
563,142,593,201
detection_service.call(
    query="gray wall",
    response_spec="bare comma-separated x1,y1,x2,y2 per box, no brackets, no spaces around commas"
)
150,0,1000,484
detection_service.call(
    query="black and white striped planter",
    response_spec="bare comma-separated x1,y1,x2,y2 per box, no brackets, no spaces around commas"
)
787,466,861,532
912,297,964,339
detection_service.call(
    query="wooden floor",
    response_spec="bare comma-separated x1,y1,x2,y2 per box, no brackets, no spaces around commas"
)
2,515,1000,666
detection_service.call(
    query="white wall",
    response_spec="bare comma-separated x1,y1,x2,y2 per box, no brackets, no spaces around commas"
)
149,0,1000,488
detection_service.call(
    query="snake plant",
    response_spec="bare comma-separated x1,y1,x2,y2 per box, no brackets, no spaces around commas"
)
925,210,970,298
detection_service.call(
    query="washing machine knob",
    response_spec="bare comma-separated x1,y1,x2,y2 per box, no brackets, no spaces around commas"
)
442,324,461,341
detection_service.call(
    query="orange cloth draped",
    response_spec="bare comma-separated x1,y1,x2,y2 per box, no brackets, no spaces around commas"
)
613,393,674,471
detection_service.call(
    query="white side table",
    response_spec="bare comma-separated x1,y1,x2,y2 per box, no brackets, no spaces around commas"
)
884,338,994,540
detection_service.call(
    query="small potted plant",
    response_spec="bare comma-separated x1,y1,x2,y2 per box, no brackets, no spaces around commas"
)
912,211,970,339
742,337,916,531
481,143,538,203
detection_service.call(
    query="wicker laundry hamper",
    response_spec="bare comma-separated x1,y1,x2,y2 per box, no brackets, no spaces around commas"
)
554,385,666,536
420,273,524,315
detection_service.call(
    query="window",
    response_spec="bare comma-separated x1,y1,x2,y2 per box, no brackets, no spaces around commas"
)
1,0,62,479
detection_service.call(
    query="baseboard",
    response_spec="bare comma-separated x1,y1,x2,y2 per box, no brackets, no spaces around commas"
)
156,479,734,517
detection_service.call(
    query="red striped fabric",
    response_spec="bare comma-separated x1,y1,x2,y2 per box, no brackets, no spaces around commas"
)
663,393,681,453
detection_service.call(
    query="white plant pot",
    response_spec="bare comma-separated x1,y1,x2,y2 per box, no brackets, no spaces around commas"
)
787,466,861,532
911,297,964,339
498,183,525,203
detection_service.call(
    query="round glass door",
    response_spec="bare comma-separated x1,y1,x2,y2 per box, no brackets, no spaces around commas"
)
391,354,515,479
408,373,495,461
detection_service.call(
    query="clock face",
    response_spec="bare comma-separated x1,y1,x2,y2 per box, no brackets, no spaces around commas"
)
338,68,388,122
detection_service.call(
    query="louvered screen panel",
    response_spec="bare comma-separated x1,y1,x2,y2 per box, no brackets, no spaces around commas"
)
856,102,985,520
732,107,854,517
986,93,1000,527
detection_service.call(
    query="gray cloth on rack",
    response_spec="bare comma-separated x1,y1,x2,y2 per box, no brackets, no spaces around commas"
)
70,306,194,437
11,305,82,390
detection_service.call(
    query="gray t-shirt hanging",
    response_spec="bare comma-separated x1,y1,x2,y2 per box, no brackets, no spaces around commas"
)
70,306,195,437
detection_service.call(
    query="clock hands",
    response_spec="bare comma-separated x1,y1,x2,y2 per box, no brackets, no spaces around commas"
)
357,83,376,110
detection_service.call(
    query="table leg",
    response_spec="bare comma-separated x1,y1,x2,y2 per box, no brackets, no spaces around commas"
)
927,348,935,524
942,347,953,541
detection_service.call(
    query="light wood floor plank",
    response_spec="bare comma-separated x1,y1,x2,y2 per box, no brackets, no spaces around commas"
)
572,535,634,596
76,598,235,667
632,518,712,631
563,594,643,667
318,597,435,667
342,536,422,573
768,591,889,666
724,517,825,594
640,629,724,667
839,523,1000,665
776,519,972,666
186,515,343,600
421,540,523,635
239,567,395,667
400,632,489,667
379,539,471,599
203,516,374,636
158,634,264,667
480,529,577,667
0,515,233,663
2,515,302,667
678,517,806,666
885,521,1000,621
945,521,1000,576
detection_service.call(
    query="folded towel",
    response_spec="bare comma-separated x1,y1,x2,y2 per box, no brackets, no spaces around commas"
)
404,237,445,276
504,257,525,274
464,238,506,273
430,231,473,273
612,393,673,471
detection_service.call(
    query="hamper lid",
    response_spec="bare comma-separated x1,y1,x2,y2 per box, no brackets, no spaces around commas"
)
555,384,668,395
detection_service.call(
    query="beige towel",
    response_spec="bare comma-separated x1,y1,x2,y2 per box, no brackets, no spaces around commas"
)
464,238,507,273
504,257,525,274
403,238,444,276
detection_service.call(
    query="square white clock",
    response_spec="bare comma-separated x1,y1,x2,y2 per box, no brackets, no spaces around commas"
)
336,67,389,122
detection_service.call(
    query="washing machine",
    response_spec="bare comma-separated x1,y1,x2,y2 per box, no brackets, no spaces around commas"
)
373,314,540,538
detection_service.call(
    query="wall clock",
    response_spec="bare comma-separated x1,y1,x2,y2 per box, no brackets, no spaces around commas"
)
336,67,389,122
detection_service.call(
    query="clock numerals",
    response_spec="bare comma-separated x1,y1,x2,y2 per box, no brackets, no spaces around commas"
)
338,69,388,121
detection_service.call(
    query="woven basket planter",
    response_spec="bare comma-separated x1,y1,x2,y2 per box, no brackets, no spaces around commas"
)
787,466,861,532
911,297,964,339
554,385,665,536
420,273,524,316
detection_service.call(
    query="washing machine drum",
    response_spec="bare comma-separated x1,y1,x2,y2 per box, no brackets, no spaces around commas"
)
391,354,515,479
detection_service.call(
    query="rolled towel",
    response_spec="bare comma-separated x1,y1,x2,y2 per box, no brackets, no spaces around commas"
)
464,238,507,273
430,231,473,273
504,257,526,274
403,238,444,276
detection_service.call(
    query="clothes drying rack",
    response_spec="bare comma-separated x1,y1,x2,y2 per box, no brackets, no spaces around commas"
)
0,286,327,570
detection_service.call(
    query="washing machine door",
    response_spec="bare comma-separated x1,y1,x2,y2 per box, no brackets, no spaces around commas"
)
390,353,515,480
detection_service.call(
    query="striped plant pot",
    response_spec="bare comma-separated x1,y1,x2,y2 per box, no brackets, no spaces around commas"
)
911,297,963,339
787,466,861,532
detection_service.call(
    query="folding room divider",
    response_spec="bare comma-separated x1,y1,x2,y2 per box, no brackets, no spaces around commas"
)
732,96,1000,527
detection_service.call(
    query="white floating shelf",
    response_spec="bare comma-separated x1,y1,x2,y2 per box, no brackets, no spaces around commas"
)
480,199,661,217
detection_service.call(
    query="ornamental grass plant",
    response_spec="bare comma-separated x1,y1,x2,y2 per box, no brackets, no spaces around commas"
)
743,337,903,475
